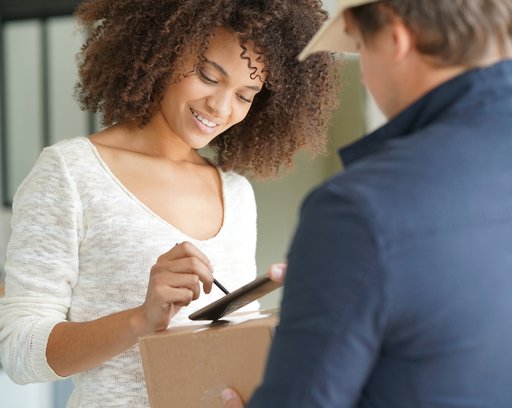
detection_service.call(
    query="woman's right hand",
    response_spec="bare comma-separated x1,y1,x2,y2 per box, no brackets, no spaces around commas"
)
46,241,214,377
135,241,215,334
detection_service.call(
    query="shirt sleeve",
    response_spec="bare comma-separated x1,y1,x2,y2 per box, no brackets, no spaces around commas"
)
0,146,81,384
249,182,387,407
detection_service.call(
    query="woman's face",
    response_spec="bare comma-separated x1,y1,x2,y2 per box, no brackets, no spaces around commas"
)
157,28,266,150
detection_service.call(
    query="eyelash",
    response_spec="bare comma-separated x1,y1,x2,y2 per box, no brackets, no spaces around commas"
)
198,69,252,104
198,69,217,84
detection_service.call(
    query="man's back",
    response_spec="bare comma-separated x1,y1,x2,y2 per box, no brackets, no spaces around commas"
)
250,61,512,408
346,61,512,407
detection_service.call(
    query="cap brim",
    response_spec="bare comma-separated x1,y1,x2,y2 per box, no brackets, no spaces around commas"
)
298,10,355,61
298,0,380,61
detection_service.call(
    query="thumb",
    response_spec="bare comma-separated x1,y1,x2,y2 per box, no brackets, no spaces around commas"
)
221,388,245,408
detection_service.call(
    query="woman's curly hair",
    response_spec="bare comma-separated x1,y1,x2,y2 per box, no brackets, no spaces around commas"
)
74,0,341,179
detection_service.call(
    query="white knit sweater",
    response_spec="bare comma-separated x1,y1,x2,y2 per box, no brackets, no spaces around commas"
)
0,137,258,407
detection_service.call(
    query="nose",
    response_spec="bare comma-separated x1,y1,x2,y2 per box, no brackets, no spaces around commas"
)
206,90,232,119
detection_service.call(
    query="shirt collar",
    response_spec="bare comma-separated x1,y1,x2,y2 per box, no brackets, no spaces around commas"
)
339,60,512,167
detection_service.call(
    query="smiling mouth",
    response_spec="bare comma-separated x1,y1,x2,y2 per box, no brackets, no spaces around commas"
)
190,109,219,128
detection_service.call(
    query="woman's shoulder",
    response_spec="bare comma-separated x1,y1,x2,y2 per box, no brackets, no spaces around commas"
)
12,138,93,207
47,136,91,155
218,169,256,217
19,137,103,193
22,137,88,173
39,136,91,160
219,169,254,194
41,136,97,169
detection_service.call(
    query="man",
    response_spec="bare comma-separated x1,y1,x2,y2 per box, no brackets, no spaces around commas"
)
223,0,512,407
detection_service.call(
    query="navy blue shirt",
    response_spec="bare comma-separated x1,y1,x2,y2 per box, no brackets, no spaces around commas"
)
249,61,512,408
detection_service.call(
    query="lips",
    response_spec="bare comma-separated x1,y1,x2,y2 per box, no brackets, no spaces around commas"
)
190,109,219,128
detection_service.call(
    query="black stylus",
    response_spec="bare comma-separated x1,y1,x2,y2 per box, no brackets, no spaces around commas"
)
213,278,230,295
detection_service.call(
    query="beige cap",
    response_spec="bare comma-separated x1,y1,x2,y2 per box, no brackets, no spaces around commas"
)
298,0,380,61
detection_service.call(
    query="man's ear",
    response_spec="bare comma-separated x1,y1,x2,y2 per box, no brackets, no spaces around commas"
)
390,18,414,61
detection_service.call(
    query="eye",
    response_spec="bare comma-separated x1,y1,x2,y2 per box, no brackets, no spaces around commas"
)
198,68,217,84
237,94,252,104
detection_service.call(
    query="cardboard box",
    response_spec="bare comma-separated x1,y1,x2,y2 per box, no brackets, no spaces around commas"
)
139,309,278,408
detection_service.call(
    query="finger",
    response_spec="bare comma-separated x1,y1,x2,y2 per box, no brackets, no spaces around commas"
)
148,282,194,306
221,388,245,408
268,263,287,283
168,242,215,293
165,287,195,307
148,275,199,303
156,272,202,301
171,241,214,273
151,257,214,294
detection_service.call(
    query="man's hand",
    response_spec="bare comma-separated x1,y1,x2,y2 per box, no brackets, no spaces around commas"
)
221,388,245,408
268,263,287,283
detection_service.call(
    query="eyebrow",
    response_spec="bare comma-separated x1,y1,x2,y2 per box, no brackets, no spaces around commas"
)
204,59,263,92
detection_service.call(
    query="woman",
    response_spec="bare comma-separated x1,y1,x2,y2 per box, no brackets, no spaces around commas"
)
0,0,339,406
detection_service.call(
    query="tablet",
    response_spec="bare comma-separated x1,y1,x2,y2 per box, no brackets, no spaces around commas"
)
188,274,282,321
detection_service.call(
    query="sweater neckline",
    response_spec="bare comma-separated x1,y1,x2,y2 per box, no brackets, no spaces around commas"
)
80,136,228,243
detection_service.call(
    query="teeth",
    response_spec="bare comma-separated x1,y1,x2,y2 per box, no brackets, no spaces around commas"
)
192,110,217,128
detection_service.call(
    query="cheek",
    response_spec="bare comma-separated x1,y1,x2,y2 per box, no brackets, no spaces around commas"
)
164,76,205,104
228,104,254,128
234,105,251,122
